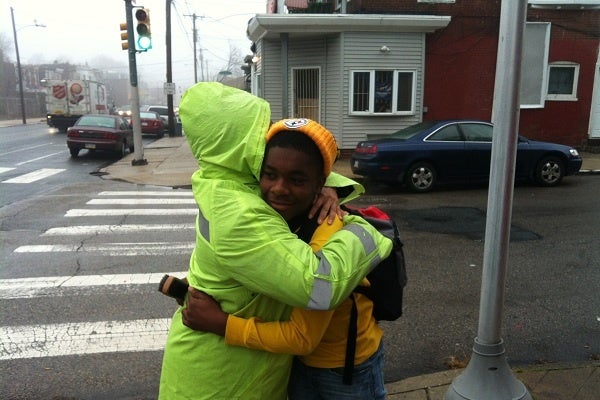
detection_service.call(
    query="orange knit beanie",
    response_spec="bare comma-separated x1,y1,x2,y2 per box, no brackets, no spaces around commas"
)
266,118,339,176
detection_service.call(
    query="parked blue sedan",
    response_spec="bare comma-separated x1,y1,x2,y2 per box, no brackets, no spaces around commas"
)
350,120,583,192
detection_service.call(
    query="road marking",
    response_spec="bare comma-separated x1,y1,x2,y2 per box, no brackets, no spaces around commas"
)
0,272,187,299
65,208,198,216
13,242,195,255
0,143,49,157
98,191,192,196
0,167,15,174
0,319,172,360
2,168,64,184
87,198,196,205
42,223,195,236
16,151,65,166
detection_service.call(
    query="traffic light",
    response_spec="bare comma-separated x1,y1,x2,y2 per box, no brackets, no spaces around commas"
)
134,8,152,51
120,22,128,50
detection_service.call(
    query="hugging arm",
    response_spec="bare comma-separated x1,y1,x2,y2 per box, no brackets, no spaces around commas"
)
183,288,334,355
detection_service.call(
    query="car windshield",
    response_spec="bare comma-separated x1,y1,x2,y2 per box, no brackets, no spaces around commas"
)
140,112,157,119
149,107,168,116
390,121,439,139
77,116,115,128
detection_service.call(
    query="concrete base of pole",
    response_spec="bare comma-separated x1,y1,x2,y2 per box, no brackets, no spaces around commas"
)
444,338,532,400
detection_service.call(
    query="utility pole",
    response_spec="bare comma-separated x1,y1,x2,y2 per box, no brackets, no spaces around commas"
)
124,0,147,165
192,14,198,83
184,13,203,83
10,7,26,125
193,14,198,83
199,48,205,81
166,0,176,137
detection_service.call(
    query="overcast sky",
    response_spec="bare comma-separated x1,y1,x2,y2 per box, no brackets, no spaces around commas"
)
2,0,267,90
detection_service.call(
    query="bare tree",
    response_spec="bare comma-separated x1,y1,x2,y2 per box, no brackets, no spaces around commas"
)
209,44,246,83
1,33,14,63
223,44,244,77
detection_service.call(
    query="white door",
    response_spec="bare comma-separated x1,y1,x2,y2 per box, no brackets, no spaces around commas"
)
292,67,321,122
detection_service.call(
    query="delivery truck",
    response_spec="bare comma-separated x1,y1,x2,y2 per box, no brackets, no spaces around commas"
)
45,80,108,132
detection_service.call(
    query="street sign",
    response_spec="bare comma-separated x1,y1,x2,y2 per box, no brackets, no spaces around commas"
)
163,82,176,95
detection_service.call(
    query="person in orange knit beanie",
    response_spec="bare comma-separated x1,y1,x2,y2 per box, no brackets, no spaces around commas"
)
183,118,387,400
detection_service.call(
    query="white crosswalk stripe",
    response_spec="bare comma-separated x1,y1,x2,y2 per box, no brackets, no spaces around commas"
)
0,272,187,300
87,198,197,205
3,190,196,360
65,208,198,216
0,167,15,174
42,224,195,236
98,190,193,196
1,168,65,183
1,319,172,360
14,242,195,255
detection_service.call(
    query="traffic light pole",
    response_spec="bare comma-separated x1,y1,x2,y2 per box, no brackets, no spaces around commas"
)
166,0,175,137
124,0,147,166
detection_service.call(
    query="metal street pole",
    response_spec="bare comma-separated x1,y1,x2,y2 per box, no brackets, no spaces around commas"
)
193,13,198,83
124,0,147,166
444,1,532,399
10,7,26,125
166,0,175,136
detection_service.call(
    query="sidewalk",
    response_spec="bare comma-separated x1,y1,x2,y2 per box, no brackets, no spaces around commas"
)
98,136,600,399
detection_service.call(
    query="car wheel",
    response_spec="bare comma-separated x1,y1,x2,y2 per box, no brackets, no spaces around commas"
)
406,162,437,192
157,131,164,138
117,142,126,158
69,148,80,158
535,156,564,187
129,142,135,153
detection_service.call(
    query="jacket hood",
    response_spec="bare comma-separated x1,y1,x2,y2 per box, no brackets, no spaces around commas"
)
180,82,271,183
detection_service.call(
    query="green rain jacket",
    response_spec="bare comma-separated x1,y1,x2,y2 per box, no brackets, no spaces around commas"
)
159,82,393,400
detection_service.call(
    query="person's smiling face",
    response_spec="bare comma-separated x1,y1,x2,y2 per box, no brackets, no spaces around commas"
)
260,146,325,221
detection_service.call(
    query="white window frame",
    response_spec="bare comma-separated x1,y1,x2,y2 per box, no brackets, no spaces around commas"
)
349,69,416,116
252,72,262,98
546,62,579,101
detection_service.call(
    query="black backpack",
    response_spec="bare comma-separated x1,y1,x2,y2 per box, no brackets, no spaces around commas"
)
341,205,407,384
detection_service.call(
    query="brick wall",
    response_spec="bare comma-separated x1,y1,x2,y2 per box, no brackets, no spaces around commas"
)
347,0,599,147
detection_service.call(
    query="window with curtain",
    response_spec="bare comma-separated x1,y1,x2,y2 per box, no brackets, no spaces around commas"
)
350,70,415,115
547,62,579,101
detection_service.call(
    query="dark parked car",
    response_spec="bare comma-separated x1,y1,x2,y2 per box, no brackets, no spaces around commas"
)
140,111,165,137
351,120,583,192
67,114,134,158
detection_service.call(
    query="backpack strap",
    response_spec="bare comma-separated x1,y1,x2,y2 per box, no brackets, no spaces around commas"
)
343,293,358,385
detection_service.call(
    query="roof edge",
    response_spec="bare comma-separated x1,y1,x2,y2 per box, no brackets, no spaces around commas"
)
247,14,452,42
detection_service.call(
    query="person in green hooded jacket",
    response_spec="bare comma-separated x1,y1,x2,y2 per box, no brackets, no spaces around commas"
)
158,82,392,400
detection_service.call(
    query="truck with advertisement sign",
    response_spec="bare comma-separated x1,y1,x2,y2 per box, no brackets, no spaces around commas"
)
44,80,109,132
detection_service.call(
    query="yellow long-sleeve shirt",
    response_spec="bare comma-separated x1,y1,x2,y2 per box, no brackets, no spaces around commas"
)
225,216,383,368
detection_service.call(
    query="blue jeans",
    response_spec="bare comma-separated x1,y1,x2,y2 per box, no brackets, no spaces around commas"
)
287,342,386,400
